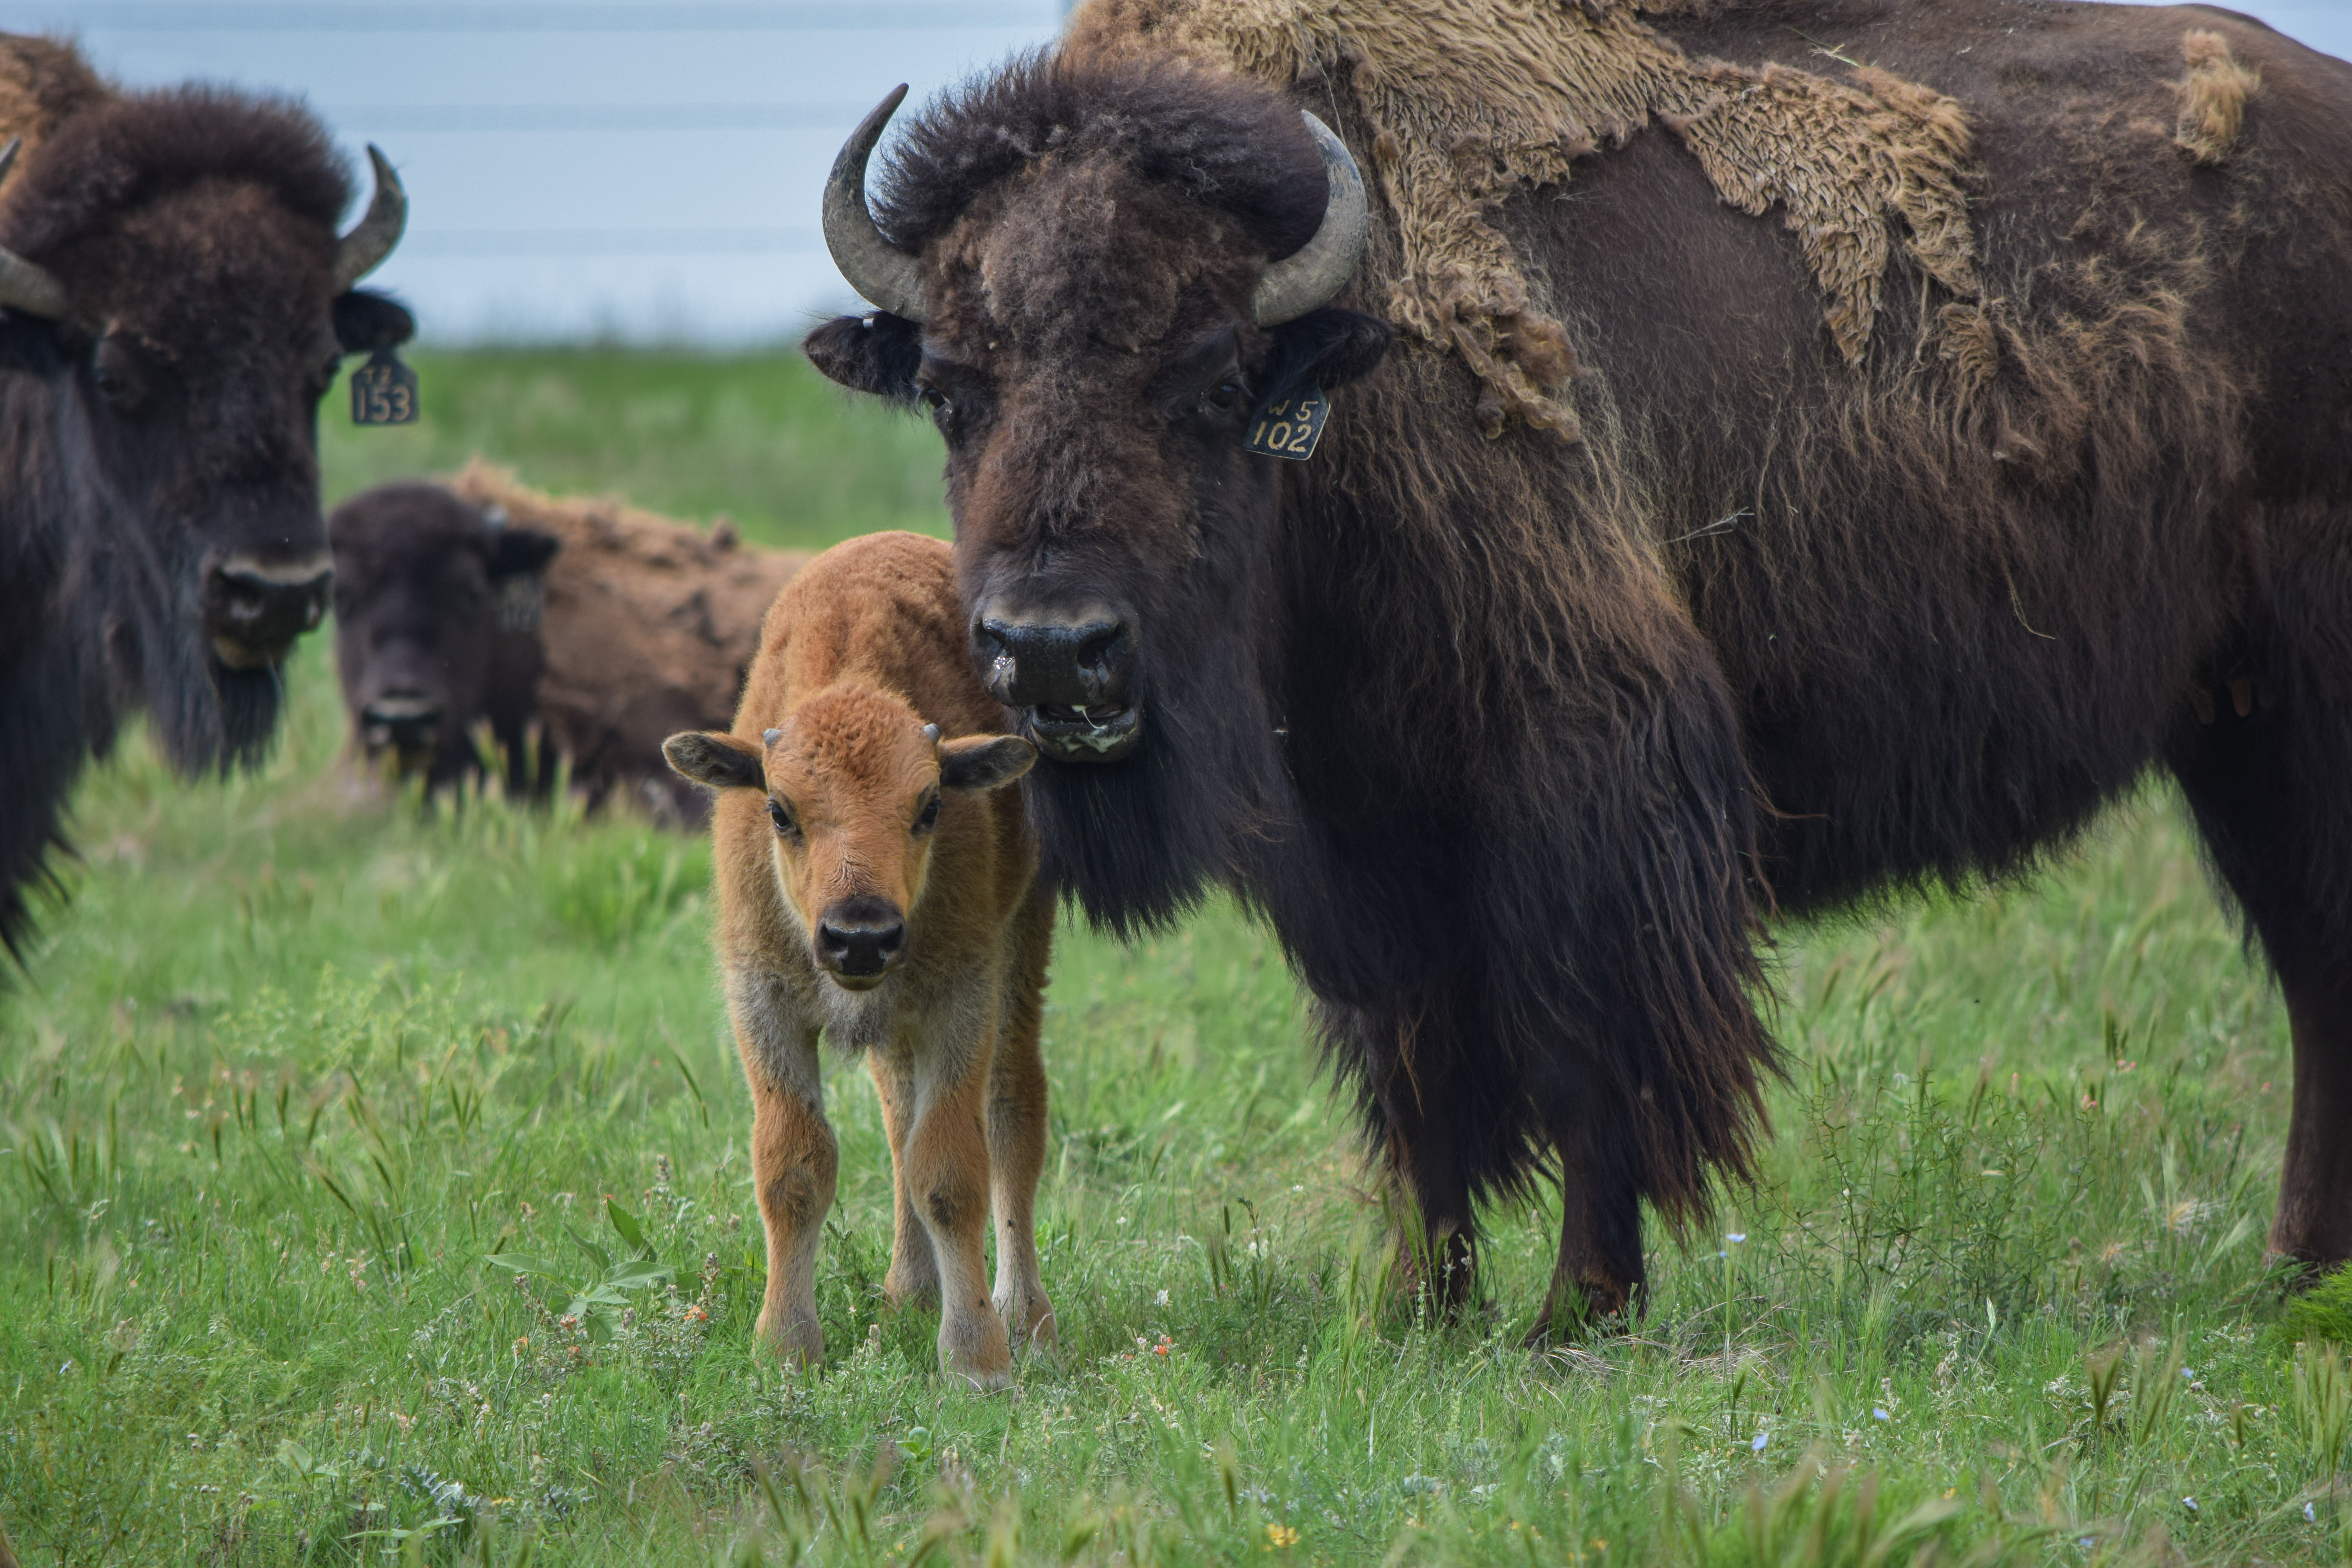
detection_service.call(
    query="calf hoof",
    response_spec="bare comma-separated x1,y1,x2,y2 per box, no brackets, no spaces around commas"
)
940,1303,1014,1393
757,1311,825,1367
995,1287,1058,1352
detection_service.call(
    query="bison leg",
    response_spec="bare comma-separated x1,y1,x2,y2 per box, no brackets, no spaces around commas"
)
2171,628,2352,1273
1337,1003,1480,1312
729,973,834,1364
868,1045,942,1310
1526,1112,1646,1344
906,1025,1015,1392
986,894,1056,1352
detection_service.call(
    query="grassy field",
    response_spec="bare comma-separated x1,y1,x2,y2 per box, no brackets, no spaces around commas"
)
4,349,2351,1567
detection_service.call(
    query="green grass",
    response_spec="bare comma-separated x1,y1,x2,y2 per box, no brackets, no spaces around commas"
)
5,350,2350,1566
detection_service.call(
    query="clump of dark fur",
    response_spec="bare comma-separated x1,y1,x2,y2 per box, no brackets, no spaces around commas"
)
875,47,1327,261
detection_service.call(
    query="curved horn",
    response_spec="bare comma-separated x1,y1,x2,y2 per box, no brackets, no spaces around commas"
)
0,139,67,318
332,144,407,293
1252,112,1369,328
824,84,927,322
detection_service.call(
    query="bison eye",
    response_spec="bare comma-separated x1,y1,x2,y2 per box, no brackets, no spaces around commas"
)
767,799,799,839
913,794,941,836
1201,379,1245,414
919,386,951,416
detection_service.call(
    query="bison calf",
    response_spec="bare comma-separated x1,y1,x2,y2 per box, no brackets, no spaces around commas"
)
665,531,1052,1388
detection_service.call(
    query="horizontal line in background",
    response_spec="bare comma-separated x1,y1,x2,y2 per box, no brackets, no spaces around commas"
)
401,229,820,257
63,4,1051,29
327,104,869,132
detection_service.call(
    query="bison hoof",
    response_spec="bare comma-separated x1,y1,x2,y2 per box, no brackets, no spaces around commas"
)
996,1290,1058,1352
758,1312,825,1367
940,1306,1014,1392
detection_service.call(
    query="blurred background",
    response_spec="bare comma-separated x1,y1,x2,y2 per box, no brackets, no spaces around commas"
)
36,0,2351,348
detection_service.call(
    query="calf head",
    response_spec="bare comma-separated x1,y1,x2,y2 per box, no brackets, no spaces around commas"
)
0,77,414,770
665,691,1034,990
327,484,560,780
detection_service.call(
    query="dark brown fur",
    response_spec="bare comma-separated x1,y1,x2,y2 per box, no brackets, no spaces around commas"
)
0,34,413,959
806,2,2352,1324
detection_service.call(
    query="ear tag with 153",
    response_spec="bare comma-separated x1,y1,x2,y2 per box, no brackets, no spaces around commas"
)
1245,385,1329,461
349,347,418,426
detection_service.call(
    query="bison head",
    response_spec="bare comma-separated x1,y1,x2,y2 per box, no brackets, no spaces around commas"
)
327,484,561,784
803,54,1389,929
665,710,1034,990
0,89,412,770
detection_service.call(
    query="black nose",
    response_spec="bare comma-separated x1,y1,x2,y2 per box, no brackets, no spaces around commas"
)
972,607,1136,709
206,554,334,668
816,895,907,978
361,693,444,753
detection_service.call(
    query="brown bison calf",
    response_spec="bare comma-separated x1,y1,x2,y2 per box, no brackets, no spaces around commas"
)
664,531,1052,1388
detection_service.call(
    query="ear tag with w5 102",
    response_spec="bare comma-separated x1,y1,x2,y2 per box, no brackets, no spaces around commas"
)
1245,385,1329,461
349,347,419,426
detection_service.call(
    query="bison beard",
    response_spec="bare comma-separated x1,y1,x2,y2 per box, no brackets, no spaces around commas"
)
808,5,2352,1323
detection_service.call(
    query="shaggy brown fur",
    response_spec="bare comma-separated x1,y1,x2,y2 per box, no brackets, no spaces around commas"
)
1069,0,1982,434
331,465,809,821
808,0,2352,1327
0,34,412,959
665,532,1049,1385
2176,29,2260,164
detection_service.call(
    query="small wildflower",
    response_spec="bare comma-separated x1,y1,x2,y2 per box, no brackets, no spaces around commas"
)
1751,1431,1769,1453
2181,1497,2199,1514
1155,1289,1171,1307
1726,1232,1747,1244
513,1336,529,1352
1590,1538,1609,1552
2306,1503,2318,1523
1872,1407,1891,1421
1153,1334,1173,1356
1264,1523,1299,1550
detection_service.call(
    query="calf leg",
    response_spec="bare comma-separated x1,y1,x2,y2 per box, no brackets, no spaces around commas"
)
906,1027,1014,1390
987,892,1056,1351
729,972,834,1363
868,1045,941,1309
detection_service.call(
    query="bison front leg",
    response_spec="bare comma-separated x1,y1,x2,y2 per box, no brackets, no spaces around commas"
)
731,974,835,1365
906,1025,1014,1391
987,898,1056,1352
868,1045,942,1310
1526,1105,1646,1344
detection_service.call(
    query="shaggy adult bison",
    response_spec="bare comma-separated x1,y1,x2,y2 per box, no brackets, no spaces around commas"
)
328,466,806,820
805,0,2352,1328
0,35,410,958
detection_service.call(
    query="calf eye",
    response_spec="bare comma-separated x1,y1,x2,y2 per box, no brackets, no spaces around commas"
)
767,799,799,839
913,794,941,835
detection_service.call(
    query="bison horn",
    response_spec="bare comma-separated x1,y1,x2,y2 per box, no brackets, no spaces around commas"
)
332,145,408,294
824,84,927,322
0,139,68,319
1252,112,1368,328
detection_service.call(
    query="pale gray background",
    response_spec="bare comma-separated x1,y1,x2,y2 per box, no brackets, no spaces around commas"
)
30,1,2350,345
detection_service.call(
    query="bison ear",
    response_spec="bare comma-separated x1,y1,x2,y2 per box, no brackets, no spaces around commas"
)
487,526,560,577
803,311,923,404
0,308,61,374
939,733,1036,793
1260,307,1392,407
334,289,416,354
663,731,767,792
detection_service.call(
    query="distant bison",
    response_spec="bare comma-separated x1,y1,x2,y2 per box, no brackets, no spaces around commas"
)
666,531,1050,1385
0,34,410,957
328,463,807,820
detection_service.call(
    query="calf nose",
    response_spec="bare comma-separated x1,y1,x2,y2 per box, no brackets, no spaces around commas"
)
360,693,444,755
815,895,907,980
971,608,1136,709
207,553,334,670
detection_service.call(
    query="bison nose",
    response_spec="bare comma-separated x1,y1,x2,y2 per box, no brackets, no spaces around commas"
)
206,553,334,670
815,895,907,982
972,608,1136,709
360,693,444,755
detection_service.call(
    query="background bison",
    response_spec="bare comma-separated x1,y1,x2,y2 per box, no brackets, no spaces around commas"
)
0,34,409,959
328,464,806,822
806,0,2352,1326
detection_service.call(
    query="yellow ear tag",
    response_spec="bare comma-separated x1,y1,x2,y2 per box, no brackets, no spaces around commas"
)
1245,385,1329,461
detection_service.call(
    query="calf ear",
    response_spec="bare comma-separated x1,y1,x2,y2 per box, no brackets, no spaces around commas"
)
334,290,416,354
940,734,1036,792
663,731,767,792
488,526,560,577
1259,308,1392,408
803,312,923,405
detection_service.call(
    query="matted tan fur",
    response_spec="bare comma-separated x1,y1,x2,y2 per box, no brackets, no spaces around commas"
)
2174,29,2259,165
666,532,1052,1389
1068,0,1983,436
446,462,804,815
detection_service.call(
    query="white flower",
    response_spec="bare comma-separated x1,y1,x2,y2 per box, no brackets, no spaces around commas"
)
1155,1289,1170,1307
2181,1497,2199,1514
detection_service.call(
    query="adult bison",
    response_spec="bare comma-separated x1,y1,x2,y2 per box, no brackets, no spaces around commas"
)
0,35,411,958
806,0,2352,1329
328,465,806,821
